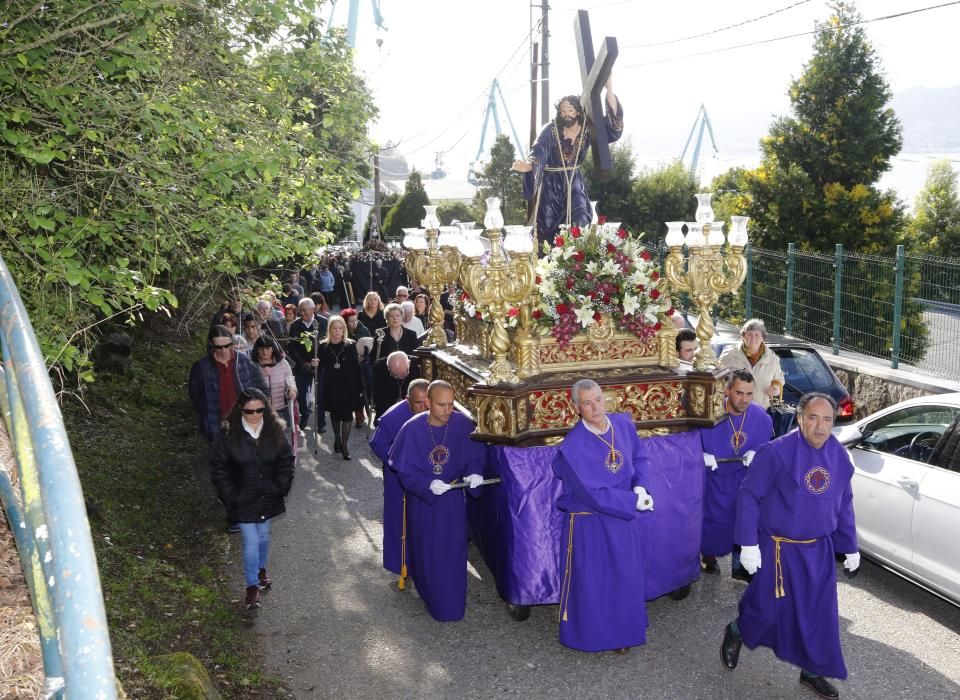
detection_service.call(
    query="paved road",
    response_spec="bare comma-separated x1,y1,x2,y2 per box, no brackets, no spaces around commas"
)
250,428,960,699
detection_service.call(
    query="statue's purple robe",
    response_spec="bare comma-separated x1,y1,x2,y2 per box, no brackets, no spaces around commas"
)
700,404,773,557
369,400,415,575
553,412,649,652
522,102,624,251
390,412,488,622
735,430,858,679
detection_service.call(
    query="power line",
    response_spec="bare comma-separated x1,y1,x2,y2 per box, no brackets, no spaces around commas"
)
621,1,960,70
622,0,812,49
399,20,541,157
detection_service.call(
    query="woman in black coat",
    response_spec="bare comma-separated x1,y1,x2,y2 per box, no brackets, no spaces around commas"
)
318,315,365,460
211,389,295,609
373,302,421,362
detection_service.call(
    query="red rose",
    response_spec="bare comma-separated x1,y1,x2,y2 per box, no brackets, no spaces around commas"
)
641,250,652,261
475,311,482,319
603,295,610,304
556,303,568,315
593,311,602,322
653,322,662,331
650,289,661,300
650,271,660,281
507,307,519,317
566,278,575,290
535,275,542,284
573,250,585,262
606,243,616,255
617,228,628,239
636,284,645,293
585,272,594,281
570,226,581,238
532,309,543,319
666,307,675,316
598,215,607,225
554,235,565,247
588,290,596,299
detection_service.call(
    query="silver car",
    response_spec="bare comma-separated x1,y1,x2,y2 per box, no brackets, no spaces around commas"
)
834,393,960,606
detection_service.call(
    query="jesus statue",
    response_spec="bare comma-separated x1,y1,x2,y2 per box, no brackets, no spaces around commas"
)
511,75,623,252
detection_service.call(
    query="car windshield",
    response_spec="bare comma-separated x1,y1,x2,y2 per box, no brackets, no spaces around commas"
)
774,347,834,393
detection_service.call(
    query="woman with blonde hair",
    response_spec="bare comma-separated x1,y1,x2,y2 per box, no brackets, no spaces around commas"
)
358,291,386,332
317,315,364,459
718,318,784,409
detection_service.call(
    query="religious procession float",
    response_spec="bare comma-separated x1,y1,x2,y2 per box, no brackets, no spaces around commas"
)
403,192,751,619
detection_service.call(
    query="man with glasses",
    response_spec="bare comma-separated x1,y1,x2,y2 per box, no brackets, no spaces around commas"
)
189,325,267,445
394,286,410,304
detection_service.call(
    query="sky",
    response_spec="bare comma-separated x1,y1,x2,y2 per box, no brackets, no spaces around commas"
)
332,0,960,194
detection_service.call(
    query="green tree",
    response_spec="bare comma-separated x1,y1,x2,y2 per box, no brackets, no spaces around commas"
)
583,140,638,226
437,201,478,226
0,0,376,383
364,192,399,240
382,171,431,241
910,159,960,258
473,135,526,225
743,1,904,253
630,160,699,240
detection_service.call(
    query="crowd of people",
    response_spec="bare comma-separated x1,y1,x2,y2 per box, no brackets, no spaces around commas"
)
189,264,858,699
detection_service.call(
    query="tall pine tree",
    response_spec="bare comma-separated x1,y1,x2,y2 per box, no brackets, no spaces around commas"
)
473,135,526,225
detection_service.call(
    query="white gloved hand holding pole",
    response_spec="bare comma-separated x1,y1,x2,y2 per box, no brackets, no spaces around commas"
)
704,453,718,471
844,552,861,573
742,450,756,467
634,486,654,511
463,474,484,489
740,544,762,574
429,479,452,496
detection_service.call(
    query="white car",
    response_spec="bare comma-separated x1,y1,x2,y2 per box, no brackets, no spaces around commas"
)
834,393,960,606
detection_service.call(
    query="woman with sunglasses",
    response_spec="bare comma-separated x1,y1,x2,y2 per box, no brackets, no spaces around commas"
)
210,389,295,610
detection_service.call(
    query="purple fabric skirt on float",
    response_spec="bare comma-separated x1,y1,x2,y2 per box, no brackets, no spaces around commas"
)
465,432,705,606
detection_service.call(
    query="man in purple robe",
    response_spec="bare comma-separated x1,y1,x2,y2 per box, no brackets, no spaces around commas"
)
512,77,623,252
721,393,860,700
553,379,654,653
389,381,488,622
369,378,429,577
700,369,773,580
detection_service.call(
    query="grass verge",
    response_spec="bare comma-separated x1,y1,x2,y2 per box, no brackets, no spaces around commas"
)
63,325,286,698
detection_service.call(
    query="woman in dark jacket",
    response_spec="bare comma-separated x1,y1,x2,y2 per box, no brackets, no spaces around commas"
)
318,315,365,460
358,291,386,334
211,389,295,609
373,302,421,362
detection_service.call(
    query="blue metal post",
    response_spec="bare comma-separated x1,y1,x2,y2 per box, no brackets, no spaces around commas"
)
744,243,753,320
891,244,905,369
832,244,843,355
785,243,796,335
0,256,117,697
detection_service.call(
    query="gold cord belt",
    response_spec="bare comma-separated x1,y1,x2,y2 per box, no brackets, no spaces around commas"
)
772,535,817,599
397,494,408,590
559,512,592,622
544,165,581,172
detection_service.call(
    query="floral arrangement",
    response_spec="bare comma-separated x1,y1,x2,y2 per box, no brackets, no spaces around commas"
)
354,237,406,264
534,220,673,347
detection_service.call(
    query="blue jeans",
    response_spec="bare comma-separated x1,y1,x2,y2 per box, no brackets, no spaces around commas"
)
239,520,271,587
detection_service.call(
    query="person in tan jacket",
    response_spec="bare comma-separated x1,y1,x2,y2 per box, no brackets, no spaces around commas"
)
718,319,784,409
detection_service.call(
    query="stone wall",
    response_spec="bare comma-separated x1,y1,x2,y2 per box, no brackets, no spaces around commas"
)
825,354,960,419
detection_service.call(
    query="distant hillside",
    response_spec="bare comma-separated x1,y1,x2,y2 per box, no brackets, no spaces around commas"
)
890,85,960,152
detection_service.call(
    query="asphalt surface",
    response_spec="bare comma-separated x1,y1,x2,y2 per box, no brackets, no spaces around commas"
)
248,426,960,699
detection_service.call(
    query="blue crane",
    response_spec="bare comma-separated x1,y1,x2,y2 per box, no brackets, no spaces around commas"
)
681,104,719,177
468,79,524,185
328,0,387,47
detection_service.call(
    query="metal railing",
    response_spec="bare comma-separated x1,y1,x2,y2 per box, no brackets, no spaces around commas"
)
654,241,960,379
0,256,116,698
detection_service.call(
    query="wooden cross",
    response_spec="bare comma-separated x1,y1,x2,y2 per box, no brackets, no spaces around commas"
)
575,9,618,172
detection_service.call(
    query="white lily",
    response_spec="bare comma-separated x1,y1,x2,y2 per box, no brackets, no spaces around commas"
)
601,259,621,277
574,304,596,328
540,278,557,298
585,261,599,275
622,291,640,316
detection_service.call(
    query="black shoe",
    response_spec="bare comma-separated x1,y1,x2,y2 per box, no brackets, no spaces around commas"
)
721,623,742,670
731,565,754,583
702,556,720,574
799,673,839,699
244,585,261,609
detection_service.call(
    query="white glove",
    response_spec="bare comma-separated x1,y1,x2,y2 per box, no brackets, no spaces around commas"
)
742,450,756,467
843,552,861,573
429,480,452,496
740,544,761,574
703,453,718,471
463,473,484,489
634,486,654,511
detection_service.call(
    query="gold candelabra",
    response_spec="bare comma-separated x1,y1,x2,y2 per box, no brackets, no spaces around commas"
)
458,199,537,385
402,209,461,348
663,194,749,371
